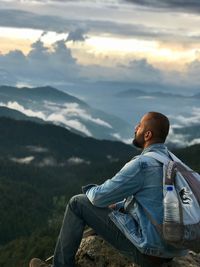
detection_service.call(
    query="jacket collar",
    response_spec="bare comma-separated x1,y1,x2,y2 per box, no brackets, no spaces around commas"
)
141,143,168,155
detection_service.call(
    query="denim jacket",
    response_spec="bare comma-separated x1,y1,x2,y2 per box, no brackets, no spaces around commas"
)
82,144,187,258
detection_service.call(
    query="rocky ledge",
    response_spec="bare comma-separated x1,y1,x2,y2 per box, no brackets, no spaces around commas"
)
75,235,200,267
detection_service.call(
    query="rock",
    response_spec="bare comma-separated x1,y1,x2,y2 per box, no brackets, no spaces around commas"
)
173,251,200,267
75,235,200,267
76,236,137,267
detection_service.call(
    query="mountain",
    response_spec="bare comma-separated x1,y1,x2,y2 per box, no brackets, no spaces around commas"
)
1,85,199,148
0,116,135,162
0,106,45,124
0,85,131,141
0,85,85,105
115,89,188,99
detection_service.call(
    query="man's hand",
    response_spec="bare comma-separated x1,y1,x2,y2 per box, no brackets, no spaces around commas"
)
108,203,116,209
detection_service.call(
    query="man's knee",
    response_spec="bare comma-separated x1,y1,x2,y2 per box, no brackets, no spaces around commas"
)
69,194,89,211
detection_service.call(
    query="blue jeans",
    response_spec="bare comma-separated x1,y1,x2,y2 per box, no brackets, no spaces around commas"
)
53,194,171,267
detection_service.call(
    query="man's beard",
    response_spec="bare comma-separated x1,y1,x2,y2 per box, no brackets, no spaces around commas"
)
132,133,144,149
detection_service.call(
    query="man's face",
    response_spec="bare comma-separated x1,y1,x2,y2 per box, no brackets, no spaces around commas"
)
132,115,148,148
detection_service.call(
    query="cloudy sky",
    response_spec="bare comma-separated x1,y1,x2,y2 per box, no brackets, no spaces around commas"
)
0,0,200,93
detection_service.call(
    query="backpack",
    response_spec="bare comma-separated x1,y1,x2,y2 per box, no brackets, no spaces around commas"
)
145,151,200,253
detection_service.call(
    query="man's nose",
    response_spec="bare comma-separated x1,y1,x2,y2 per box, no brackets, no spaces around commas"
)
135,124,139,132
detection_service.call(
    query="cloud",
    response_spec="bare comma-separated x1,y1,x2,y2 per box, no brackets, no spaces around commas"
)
0,39,79,85
0,6,200,89
61,103,112,128
1,8,199,44
0,68,17,84
0,50,27,85
85,58,162,83
137,96,155,100
10,156,35,164
185,59,200,85
79,57,163,84
167,108,200,147
28,39,78,80
125,0,200,13
67,157,90,165
26,145,48,153
0,9,69,32
188,138,200,146
0,100,112,137
38,157,57,167
3,0,200,14
36,155,90,167
0,35,199,93
111,133,132,144
167,127,187,147
66,28,88,42
173,107,200,126
0,101,46,119
37,156,90,167
0,100,93,136
106,154,119,162
167,127,200,147
47,113,93,136
45,102,113,129
126,59,162,83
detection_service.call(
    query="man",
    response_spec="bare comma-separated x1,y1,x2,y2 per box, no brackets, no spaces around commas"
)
30,112,187,267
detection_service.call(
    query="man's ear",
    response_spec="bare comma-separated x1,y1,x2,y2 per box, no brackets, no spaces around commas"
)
144,130,152,141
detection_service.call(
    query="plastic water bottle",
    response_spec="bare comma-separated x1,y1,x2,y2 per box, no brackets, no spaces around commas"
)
163,185,182,242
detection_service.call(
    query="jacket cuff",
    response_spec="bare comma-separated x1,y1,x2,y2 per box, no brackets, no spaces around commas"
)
115,200,125,210
82,184,97,194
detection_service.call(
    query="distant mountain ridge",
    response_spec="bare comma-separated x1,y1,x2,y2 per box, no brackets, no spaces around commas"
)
0,85,199,148
115,88,197,98
0,85,86,105
0,85,131,142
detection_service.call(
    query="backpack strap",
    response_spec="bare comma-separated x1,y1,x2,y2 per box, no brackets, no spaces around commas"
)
144,151,176,185
167,151,181,162
142,206,163,235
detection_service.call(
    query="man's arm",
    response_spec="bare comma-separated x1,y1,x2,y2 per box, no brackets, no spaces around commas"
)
82,157,143,208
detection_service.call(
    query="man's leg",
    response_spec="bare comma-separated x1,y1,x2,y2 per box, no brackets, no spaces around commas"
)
53,194,167,267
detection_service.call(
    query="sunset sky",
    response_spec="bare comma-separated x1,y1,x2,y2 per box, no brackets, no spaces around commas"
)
0,0,200,91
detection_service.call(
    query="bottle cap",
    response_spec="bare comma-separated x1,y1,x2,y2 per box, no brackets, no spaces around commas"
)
166,186,173,191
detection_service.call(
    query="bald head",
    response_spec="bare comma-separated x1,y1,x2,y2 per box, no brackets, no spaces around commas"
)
133,112,170,149
144,112,170,142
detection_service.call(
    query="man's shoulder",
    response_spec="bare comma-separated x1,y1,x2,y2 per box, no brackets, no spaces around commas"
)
137,153,163,168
